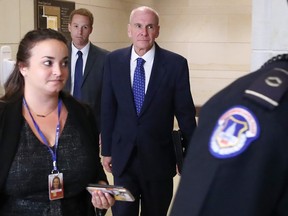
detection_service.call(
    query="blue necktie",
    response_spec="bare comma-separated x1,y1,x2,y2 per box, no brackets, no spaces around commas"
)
133,58,146,116
73,51,83,99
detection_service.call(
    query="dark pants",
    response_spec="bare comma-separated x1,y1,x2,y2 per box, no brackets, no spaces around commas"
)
112,152,173,216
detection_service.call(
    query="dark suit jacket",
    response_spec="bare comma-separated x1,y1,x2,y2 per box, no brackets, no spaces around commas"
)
101,43,197,180
64,43,109,130
0,92,107,215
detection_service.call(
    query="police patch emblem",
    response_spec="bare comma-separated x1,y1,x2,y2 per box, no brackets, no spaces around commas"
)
209,106,260,158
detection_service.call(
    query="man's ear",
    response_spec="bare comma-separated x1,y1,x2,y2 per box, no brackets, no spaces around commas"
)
127,24,132,38
155,25,160,38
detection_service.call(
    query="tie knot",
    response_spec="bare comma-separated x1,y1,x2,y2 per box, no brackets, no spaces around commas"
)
136,58,145,67
77,51,82,57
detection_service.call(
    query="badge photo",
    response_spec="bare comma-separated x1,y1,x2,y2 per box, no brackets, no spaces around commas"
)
48,173,64,200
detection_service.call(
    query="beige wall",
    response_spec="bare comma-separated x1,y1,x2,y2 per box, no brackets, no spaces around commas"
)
155,0,252,106
0,0,252,106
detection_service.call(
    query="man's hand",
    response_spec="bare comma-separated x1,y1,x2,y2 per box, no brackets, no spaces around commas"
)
103,156,112,173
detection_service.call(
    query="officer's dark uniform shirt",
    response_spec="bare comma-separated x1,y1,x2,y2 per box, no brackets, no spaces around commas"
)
170,54,288,216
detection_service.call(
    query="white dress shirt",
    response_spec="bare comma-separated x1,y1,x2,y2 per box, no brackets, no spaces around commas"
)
70,42,90,94
130,44,155,93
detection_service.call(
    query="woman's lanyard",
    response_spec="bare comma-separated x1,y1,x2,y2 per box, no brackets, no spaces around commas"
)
23,97,62,173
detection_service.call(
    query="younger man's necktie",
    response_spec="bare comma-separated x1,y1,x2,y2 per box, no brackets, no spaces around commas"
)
73,51,83,100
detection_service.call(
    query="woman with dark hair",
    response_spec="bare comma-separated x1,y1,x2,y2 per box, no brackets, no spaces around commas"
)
51,176,62,190
0,28,114,215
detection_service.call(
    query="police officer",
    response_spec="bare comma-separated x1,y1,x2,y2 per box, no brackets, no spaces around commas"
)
169,52,288,215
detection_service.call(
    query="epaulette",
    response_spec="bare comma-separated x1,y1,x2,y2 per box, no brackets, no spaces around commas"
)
244,67,288,110
261,54,288,69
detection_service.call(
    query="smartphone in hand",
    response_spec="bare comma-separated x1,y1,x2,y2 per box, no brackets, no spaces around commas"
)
86,184,135,202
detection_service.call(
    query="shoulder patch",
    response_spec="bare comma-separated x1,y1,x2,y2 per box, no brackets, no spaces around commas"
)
209,106,260,159
244,67,288,110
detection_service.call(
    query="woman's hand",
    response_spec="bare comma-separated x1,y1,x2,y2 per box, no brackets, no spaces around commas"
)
91,190,115,209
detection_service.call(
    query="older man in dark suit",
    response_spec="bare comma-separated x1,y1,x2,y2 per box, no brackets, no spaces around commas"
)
101,6,197,216
64,8,109,130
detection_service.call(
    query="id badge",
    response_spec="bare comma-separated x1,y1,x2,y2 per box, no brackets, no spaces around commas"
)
48,173,64,200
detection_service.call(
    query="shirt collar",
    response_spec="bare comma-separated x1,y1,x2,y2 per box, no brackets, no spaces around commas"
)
131,44,155,63
71,42,90,57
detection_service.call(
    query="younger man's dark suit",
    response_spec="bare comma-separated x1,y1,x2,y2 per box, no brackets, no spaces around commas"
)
64,43,109,129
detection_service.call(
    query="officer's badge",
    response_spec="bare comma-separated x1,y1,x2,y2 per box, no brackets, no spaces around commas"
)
209,106,260,158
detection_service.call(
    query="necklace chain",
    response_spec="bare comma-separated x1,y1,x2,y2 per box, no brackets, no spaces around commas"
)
30,106,58,118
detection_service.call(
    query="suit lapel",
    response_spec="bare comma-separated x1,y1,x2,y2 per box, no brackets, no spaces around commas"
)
117,47,137,116
114,45,166,117
82,44,96,86
139,45,166,116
